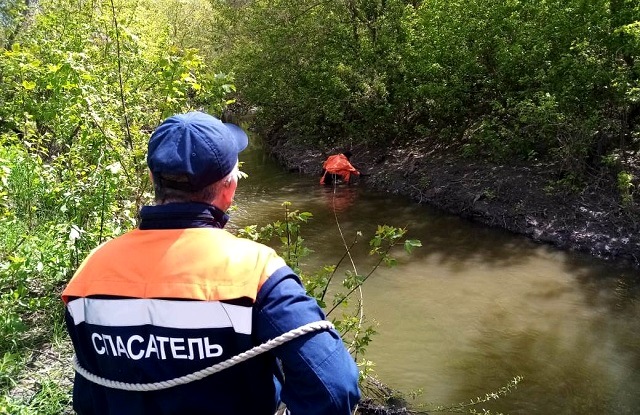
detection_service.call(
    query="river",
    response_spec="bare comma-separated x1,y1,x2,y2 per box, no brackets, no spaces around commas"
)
230,138,640,415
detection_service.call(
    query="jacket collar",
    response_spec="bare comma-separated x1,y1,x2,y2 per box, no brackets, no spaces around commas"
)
138,202,229,230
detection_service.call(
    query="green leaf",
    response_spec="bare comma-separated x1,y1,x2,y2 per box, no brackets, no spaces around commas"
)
404,239,422,253
21,80,36,90
47,64,63,73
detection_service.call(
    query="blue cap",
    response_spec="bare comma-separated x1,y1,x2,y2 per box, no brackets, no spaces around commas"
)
147,111,249,190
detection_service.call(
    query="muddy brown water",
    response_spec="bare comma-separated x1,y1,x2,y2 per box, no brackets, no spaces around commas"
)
230,140,640,414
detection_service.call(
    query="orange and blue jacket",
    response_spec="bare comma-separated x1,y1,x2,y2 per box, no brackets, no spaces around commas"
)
62,202,360,415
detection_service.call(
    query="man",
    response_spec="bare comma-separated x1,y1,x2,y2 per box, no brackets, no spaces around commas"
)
320,151,360,185
62,111,361,415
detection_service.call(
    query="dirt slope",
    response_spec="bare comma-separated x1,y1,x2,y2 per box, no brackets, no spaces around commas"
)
265,137,640,271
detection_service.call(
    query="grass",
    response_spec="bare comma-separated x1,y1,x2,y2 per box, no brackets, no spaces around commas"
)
0,221,75,414
0,151,76,413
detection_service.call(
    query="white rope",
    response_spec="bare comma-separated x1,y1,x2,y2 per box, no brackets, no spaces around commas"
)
73,320,335,392
330,181,364,353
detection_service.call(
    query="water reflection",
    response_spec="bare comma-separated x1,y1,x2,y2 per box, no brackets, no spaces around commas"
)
233,140,640,415
361,253,640,414
319,185,359,213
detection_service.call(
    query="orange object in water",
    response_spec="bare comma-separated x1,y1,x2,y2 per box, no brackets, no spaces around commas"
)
320,154,360,185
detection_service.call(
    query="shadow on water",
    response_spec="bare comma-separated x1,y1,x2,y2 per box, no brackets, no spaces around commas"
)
446,313,640,415
233,140,640,415
445,266,640,414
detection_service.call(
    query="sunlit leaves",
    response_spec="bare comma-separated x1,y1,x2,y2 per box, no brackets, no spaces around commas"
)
20,80,35,90
0,1,241,405
217,0,639,175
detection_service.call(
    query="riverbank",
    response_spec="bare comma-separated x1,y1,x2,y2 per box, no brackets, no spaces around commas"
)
262,134,640,271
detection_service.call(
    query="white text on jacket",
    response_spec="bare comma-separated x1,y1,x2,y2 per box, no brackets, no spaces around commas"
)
91,332,224,360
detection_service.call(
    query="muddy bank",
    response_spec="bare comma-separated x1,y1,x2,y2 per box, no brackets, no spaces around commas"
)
262,135,640,271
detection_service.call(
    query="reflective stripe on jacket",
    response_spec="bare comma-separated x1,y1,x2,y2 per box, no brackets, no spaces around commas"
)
62,203,361,415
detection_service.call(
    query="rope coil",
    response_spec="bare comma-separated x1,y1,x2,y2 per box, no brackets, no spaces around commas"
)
73,320,335,392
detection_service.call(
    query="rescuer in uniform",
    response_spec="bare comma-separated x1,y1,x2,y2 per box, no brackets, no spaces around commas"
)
320,150,360,185
62,111,361,415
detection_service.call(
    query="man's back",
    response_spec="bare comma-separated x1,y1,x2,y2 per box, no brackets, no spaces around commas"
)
64,227,283,414
63,214,360,414
63,112,360,414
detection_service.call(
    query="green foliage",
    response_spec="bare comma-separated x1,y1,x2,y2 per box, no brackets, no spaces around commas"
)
0,380,72,415
0,0,239,247
239,202,314,274
216,0,639,179
240,202,421,377
617,171,635,207
216,0,413,146
0,0,26,49
0,0,239,410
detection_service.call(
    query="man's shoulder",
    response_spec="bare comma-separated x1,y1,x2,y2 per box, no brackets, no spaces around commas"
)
185,228,275,251
90,228,279,263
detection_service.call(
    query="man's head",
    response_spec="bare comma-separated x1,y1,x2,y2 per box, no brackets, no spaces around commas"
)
147,111,248,209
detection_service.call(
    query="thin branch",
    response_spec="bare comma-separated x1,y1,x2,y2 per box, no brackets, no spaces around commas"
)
108,0,134,151
326,247,391,317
